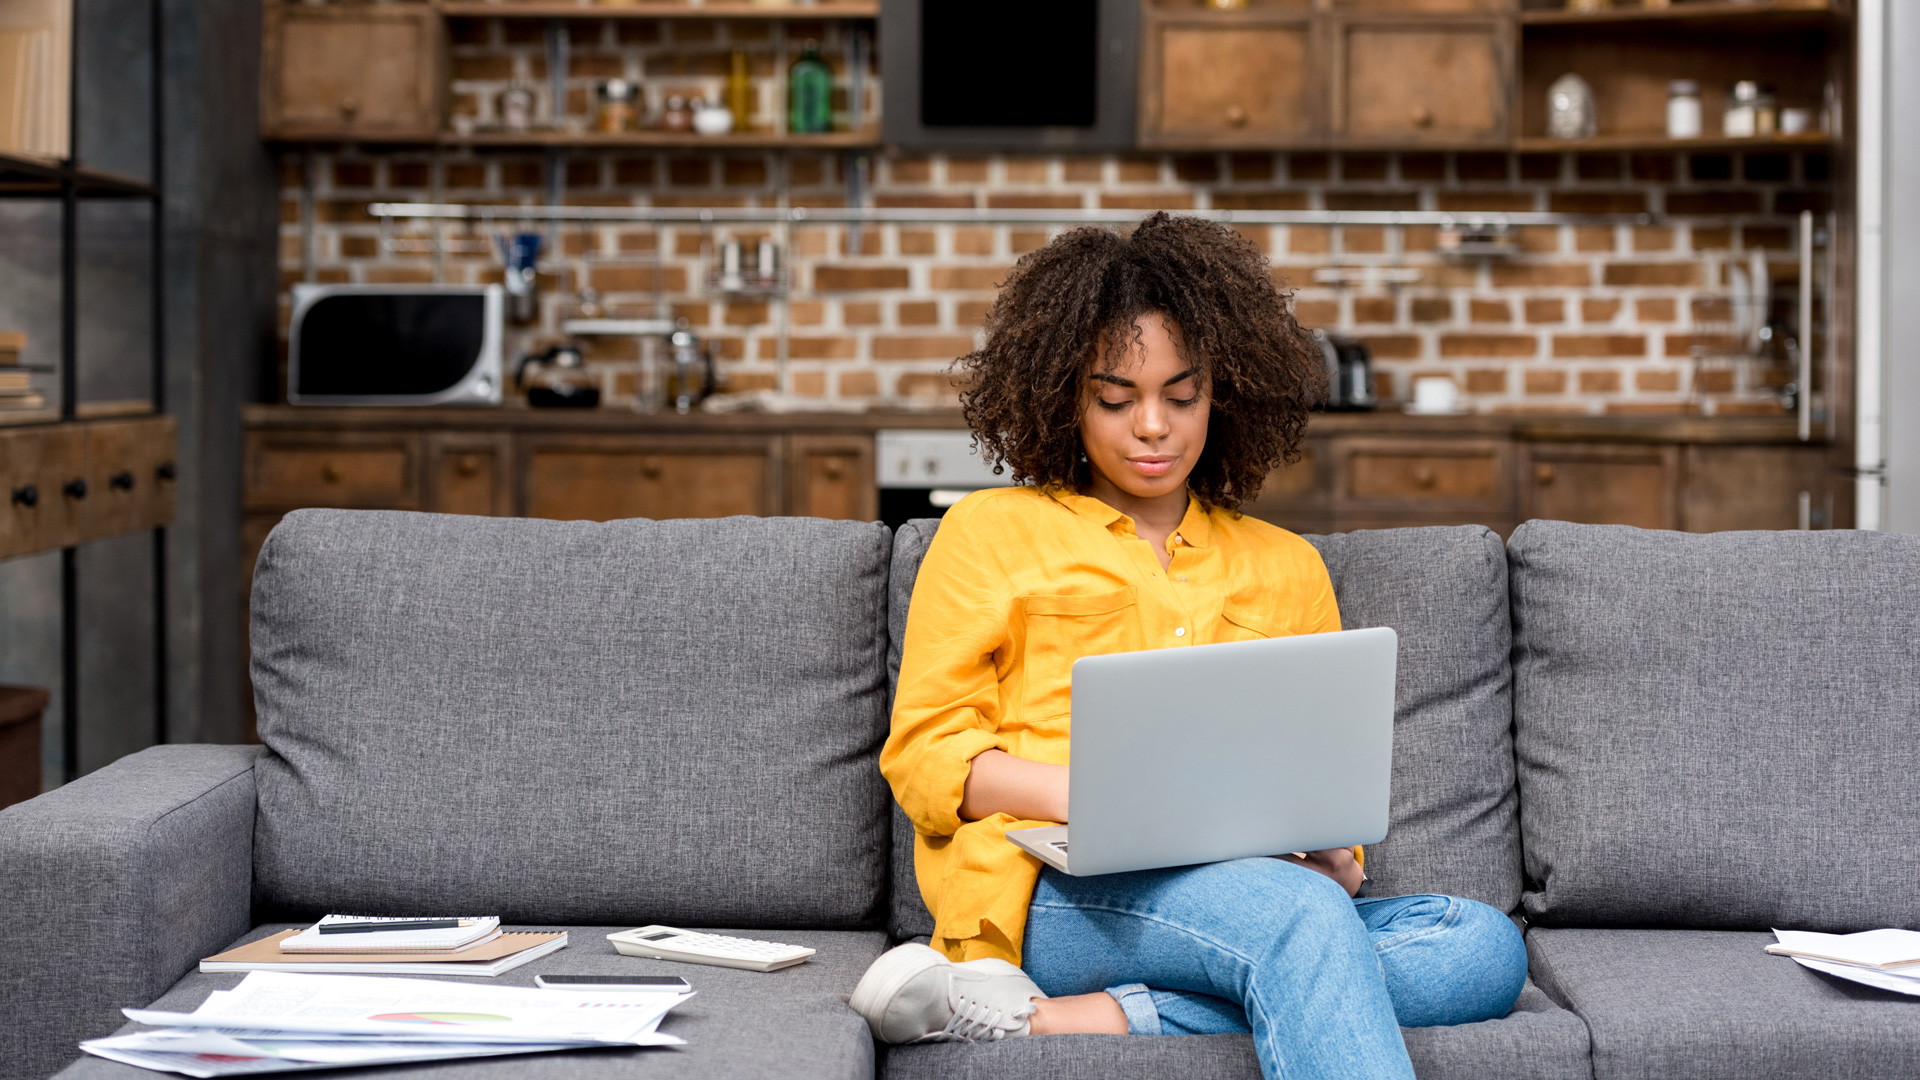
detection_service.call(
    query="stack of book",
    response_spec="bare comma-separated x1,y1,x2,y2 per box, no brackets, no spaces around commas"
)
200,915,569,977
1767,928,1920,996
0,331,43,412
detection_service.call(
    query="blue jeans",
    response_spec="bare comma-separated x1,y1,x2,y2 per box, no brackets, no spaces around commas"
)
1022,859,1528,1080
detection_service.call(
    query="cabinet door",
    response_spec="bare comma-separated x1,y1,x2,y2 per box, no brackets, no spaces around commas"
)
1331,17,1511,145
1521,443,1679,530
261,6,443,139
1140,14,1320,148
426,434,510,517
1680,446,1830,533
1240,442,1329,534
788,435,876,521
522,437,775,521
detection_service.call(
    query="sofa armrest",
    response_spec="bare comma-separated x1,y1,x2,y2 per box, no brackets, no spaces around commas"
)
0,743,260,1080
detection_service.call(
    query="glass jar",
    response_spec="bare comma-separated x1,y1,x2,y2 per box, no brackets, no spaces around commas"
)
1723,81,1775,138
1666,80,1701,139
597,79,639,134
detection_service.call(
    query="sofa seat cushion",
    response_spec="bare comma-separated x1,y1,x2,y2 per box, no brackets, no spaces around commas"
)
250,510,894,928
1528,928,1920,1080
55,923,887,1080
881,979,1590,1080
1509,522,1920,930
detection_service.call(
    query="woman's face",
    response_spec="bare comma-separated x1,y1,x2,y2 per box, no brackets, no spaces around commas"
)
1077,311,1211,504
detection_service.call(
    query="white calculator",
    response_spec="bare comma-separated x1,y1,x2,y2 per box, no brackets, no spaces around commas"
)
607,926,815,972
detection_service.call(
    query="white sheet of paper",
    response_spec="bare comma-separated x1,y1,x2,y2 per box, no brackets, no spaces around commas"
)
1788,955,1920,997
1767,928,1920,969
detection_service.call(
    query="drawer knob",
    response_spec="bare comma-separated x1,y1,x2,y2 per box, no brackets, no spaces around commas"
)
110,470,135,491
340,98,360,124
1413,465,1437,489
1411,105,1435,129
320,462,341,482
455,454,482,478
1224,104,1249,128
640,457,663,479
155,462,176,481
10,484,37,508
821,460,845,481
1535,463,1556,486
63,478,87,500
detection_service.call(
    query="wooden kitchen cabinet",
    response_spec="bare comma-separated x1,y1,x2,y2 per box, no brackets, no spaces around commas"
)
260,4,443,140
1520,442,1680,532
1330,16,1512,145
1139,12,1321,148
521,436,776,521
1681,446,1832,534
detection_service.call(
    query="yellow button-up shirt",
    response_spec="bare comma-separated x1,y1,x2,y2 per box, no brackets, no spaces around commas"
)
882,485,1345,965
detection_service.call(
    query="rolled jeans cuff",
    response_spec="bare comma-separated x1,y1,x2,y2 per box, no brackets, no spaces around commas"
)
1104,983,1162,1036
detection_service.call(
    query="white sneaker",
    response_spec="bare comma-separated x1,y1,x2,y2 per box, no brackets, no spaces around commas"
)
850,942,1046,1044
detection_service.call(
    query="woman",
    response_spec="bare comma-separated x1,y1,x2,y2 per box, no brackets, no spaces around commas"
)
850,214,1526,1080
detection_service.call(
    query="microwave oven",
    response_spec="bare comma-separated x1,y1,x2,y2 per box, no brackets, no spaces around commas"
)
288,284,504,406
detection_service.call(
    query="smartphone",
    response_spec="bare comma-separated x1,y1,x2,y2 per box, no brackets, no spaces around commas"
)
534,974,691,992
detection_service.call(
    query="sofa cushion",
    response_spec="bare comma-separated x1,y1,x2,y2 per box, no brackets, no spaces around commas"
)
1528,928,1920,1080
251,510,893,928
883,521,1524,937
1509,522,1920,930
881,980,1591,1080
1304,526,1521,912
55,923,887,1080
886,519,940,942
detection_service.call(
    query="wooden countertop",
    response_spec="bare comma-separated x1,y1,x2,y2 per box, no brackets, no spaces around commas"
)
243,404,1823,446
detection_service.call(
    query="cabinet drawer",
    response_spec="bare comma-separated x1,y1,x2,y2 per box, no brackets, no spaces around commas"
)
523,439,775,521
1349,450,1501,500
1331,17,1511,145
83,418,178,538
1521,443,1678,531
246,434,422,510
1334,437,1514,516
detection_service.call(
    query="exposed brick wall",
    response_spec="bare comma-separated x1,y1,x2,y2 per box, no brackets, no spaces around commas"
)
281,30,1831,415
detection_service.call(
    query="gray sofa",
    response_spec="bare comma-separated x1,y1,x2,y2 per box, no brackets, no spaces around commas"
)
1,509,1915,1080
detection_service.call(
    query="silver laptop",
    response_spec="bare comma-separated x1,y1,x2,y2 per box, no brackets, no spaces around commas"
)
1007,626,1396,876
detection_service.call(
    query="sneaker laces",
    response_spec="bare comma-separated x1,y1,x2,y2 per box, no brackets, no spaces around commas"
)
917,995,1036,1043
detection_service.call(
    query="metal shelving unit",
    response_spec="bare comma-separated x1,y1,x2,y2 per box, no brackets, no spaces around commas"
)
0,0,168,782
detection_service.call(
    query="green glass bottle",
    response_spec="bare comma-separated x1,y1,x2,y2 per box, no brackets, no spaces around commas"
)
788,40,832,135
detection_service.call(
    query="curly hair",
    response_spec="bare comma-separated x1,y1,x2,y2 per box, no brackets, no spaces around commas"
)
956,212,1324,510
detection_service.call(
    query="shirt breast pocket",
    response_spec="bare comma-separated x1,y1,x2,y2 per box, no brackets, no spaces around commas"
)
1019,587,1141,724
1221,603,1287,642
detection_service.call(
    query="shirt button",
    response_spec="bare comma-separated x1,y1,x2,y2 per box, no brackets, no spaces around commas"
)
1174,627,1186,637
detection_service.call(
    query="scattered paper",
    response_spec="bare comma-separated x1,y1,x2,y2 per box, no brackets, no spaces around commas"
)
82,971,690,1076
1789,955,1920,997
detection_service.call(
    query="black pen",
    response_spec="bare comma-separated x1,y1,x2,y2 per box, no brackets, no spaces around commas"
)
316,919,475,935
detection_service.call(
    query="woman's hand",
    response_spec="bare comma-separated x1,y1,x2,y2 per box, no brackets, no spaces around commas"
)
1277,848,1365,897
959,749,1069,824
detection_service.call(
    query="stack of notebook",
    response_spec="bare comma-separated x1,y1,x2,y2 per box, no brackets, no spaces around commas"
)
201,915,567,977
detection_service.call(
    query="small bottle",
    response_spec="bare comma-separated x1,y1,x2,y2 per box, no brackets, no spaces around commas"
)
662,94,693,132
1666,80,1701,139
788,40,832,135
727,49,753,133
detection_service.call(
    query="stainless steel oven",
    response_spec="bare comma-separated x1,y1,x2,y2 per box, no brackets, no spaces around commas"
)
877,430,1013,529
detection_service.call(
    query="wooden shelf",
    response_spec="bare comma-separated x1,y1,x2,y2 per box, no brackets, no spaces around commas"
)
1515,131,1833,153
436,1,877,18
1522,1,1834,28
449,126,879,149
0,151,157,197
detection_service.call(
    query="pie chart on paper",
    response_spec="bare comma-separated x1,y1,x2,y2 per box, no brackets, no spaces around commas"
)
367,1012,512,1025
